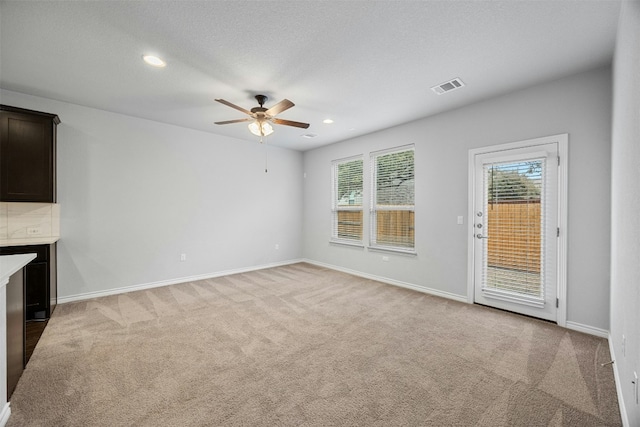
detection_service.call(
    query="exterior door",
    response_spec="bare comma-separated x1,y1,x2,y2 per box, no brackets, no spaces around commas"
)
472,142,559,321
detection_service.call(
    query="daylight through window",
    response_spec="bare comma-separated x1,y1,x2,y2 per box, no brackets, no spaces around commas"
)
332,156,364,243
370,146,415,251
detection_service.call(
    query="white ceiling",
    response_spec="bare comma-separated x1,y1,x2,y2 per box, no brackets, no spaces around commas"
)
0,1,621,151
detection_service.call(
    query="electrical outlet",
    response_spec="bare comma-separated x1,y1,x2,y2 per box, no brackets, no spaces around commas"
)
382,256,389,262
457,216,464,225
180,253,187,262
27,227,42,235
274,244,279,250
634,371,638,405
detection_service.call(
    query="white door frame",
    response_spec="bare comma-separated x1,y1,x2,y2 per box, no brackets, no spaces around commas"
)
467,134,568,327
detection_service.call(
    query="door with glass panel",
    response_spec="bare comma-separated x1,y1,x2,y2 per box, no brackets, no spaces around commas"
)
473,142,558,321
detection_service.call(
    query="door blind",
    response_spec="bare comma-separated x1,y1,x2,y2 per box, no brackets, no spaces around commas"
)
482,158,546,300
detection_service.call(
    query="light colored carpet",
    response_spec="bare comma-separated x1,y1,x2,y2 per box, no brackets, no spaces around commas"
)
8,263,621,426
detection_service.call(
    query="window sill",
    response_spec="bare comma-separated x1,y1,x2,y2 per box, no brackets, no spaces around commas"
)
330,240,365,249
368,245,417,256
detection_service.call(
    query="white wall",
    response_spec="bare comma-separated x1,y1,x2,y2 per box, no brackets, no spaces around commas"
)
1,90,303,300
303,66,612,331
610,1,640,425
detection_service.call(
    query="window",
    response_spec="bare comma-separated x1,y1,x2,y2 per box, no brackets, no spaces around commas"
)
331,156,364,244
370,146,415,252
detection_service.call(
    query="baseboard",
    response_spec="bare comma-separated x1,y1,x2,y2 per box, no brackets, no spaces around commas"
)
57,259,304,304
302,259,468,303
0,403,10,427
565,321,609,338
608,333,630,427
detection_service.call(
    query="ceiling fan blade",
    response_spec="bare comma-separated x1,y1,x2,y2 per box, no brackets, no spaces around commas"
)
215,99,252,115
215,118,252,125
265,99,294,116
272,118,310,129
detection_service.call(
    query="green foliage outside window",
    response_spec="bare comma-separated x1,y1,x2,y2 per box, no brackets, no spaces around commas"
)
337,159,363,205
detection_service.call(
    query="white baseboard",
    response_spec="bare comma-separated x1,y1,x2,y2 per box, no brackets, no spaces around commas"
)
57,259,303,304
0,403,10,427
302,258,468,303
565,321,609,338
608,333,629,427
608,334,630,427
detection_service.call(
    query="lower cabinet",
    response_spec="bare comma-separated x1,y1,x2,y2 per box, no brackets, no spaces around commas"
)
1,243,57,399
6,266,25,399
0,243,57,320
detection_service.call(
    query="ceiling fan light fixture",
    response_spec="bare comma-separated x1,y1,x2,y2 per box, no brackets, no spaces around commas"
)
215,95,308,140
248,120,274,137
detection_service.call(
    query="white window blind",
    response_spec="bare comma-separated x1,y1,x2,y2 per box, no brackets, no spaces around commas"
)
331,156,363,243
482,158,546,301
370,146,415,251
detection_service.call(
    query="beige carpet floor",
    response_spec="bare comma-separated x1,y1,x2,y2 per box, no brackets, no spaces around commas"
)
8,263,621,426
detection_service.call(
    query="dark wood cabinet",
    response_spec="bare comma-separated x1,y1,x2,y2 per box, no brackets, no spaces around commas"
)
0,105,59,203
25,261,48,317
6,266,25,399
0,244,57,320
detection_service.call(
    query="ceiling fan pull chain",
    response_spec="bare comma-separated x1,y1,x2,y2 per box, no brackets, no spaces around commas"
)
264,141,269,173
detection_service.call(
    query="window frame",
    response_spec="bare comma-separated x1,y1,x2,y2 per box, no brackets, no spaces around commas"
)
369,145,416,254
331,155,364,246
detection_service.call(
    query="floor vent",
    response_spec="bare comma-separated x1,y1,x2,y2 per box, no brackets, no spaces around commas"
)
431,78,465,95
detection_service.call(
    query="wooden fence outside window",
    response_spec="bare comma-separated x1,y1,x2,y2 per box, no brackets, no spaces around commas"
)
337,210,414,247
487,200,541,273
338,202,538,267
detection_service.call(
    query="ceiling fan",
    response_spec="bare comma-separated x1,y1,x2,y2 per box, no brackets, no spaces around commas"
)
214,94,310,138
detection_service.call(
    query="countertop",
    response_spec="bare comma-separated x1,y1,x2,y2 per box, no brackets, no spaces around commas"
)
0,237,59,247
0,253,37,287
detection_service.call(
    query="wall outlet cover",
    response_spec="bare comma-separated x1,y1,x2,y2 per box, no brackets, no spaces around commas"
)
27,227,42,235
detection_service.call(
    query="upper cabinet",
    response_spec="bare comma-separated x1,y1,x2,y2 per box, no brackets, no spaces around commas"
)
0,105,60,203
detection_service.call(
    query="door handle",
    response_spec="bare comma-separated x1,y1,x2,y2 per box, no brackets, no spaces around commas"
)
476,234,489,239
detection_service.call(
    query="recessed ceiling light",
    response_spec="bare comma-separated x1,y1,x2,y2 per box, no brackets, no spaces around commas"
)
142,55,166,68
323,119,334,124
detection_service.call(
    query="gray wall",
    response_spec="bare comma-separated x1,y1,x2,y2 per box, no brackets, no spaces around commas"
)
1,90,304,299
610,1,640,425
1,67,615,332
302,66,612,331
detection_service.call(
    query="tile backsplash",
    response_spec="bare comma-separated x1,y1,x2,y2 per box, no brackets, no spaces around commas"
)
0,202,60,241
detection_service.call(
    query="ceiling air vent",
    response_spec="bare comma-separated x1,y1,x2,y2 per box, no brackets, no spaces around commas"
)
302,133,318,139
431,78,465,95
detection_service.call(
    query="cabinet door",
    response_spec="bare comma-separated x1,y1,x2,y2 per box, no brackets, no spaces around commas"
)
0,111,55,202
6,267,25,399
25,262,48,319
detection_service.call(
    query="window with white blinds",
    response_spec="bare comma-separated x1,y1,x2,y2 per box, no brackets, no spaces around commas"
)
370,146,415,252
331,156,363,244
482,158,546,301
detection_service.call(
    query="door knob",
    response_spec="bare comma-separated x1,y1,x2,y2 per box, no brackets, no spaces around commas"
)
476,234,489,239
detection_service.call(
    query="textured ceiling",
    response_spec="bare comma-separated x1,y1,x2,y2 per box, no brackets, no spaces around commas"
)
0,1,621,151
